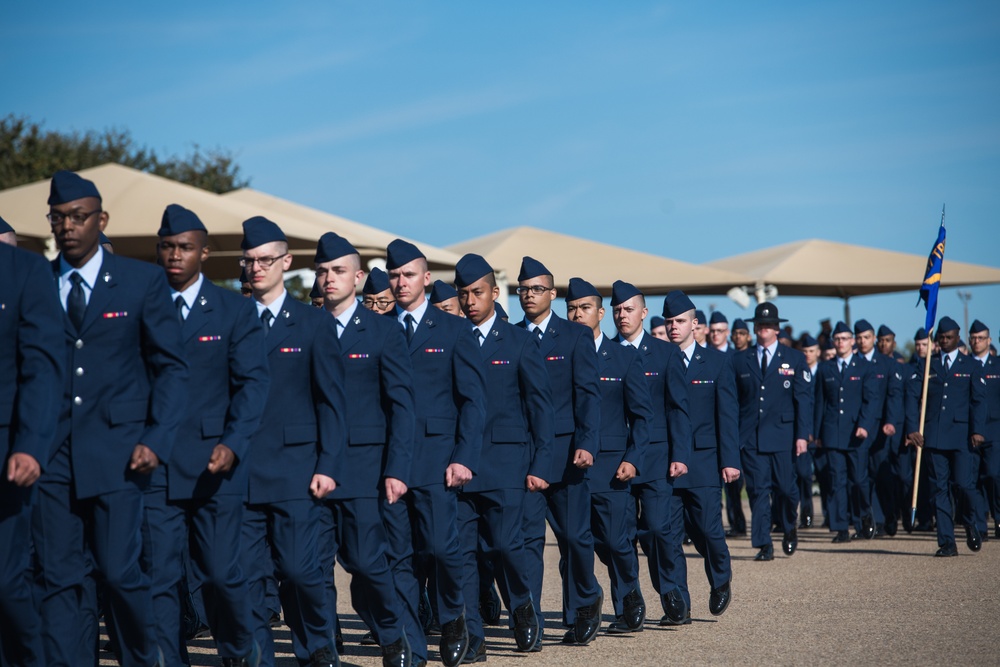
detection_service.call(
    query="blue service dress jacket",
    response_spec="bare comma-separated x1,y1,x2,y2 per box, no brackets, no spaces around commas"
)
329,303,415,499
167,279,270,499
733,344,813,453
904,353,986,450
675,345,740,489
590,336,652,492
463,318,555,492
395,306,486,487
520,314,601,484
981,355,1000,444
812,355,880,450
1,245,64,473
50,252,188,498
246,296,347,505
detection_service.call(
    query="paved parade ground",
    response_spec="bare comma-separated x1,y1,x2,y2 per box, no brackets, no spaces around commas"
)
99,497,998,667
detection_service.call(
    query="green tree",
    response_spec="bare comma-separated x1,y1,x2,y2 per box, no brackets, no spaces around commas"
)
0,114,249,193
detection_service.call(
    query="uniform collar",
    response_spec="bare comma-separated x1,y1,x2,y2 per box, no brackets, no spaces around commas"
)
397,297,429,325
594,332,605,352
525,310,552,335
335,298,360,330
474,312,498,341
59,245,104,289
170,273,204,310
255,289,287,320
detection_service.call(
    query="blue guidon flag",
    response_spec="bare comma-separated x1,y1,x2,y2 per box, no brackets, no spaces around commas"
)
918,207,946,333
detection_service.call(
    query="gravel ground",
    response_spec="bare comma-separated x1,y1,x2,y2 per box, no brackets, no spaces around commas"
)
100,499,998,666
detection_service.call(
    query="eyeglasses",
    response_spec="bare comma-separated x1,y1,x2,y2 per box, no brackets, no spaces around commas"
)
239,254,287,269
516,285,552,295
363,298,396,309
47,209,101,227
832,335,853,343
969,334,990,342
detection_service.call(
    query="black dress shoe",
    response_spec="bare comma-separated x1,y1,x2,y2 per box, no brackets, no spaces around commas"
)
799,514,813,529
659,610,691,626
562,628,578,644
511,601,539,652
861,515,875,539
724,528,746,538
309,646,340,667
753,545,774,561
480,585,502,626
221,641,261,667
462,636,486,663
659,589,689,625
966,525,983,552
268,611,282,628
831,530,851,544
621,588,645,631
683,535,693,546
873,523,885,539
782,529,797,556
440,614,469,667
381,635,411,667
361,631,378,645
573,592,602,645
418,586,433,632
334,629,344,654
607,615,635,634
884,521,898,537
935,544,958,557
709,581,731,616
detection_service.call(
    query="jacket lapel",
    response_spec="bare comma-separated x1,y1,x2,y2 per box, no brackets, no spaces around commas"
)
480,321,503,360
182,282,213,342
409,312,434,352
338,306,365,352
265,302,296,354
77,255,116,335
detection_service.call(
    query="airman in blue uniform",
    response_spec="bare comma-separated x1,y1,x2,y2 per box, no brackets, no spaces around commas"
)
145,204,270,667
724,318,751,537
566,278,652,634
239,217,347,667
797,334,822,528
515,257,604,646
610,282,692,626
813,322,880,543
904,316,987,556
455,253,552,661
965,320,998,539
660,290,739,621
33,170,189,666
733,302,813,561
0,239,64,667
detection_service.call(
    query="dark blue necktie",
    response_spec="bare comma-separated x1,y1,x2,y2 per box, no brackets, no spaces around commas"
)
261,309,273,336
68,272,86,330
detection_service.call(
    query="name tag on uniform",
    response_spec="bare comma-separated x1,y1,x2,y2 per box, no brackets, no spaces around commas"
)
491,360,510,365
348,353,370,359
600,376,622,382
197,335,222,342
102,311,128,319
423,348,445,354
740,372,751,378
279,347,302,353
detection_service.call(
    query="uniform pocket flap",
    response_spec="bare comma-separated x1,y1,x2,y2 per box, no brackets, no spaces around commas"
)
201,416,226,438
554,418,575,436
695,432,717,450
492,426,527,443
349,425,386,445
109,399,147,425
284,423,317,445
425,417,456,436
781,411,795,423
649,425,668,442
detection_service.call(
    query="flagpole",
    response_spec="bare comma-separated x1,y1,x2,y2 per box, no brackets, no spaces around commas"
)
910,204,946,526
910,328,934,526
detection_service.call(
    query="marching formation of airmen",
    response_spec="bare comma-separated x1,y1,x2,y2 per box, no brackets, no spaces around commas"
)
1,169,997,667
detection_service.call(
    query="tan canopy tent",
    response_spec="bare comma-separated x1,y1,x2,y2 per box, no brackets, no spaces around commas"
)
0,164,459,280
706,238,1000,320
447,226,748,295
222,188,462,271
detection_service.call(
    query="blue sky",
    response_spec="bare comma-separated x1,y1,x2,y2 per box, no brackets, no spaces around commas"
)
4,1,999,345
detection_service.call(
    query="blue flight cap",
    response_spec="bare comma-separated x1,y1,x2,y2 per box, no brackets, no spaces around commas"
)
241,216,286,250
709,311,728,325
518,256,552,282
801,334,819,348
853,319,874,335
309,280,322,299
970,319,989,335
662,290,696,318
877,324,895,338
778,330,792,342
694,310,707,325
820,339,834,351
649,315,666,329
611,280,642,306
430,280,458,304
0,215,13,234
48,170,101,205
833,321,852,336
732,318,748,332
314,232,358,263
363,267,390,295
454,253,494,288
914,327,928,341
385,239,426,270
937,316,960,333
158,203,207,237
565,277,600,302
494,301,508,319
99,232,113,248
